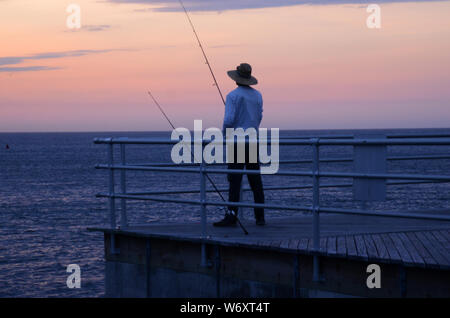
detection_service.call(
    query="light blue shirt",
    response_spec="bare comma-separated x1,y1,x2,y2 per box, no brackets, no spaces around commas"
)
222,86,263,133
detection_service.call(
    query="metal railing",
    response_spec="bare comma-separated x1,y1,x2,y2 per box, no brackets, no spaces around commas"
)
94,134,450,280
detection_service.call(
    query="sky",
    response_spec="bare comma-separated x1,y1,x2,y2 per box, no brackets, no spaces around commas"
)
0,0,449,132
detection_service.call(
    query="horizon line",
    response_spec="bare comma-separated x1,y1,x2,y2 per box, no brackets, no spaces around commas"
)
0,127,449,134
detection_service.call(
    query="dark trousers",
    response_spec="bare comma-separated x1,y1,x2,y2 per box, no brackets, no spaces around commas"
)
227,143,265,216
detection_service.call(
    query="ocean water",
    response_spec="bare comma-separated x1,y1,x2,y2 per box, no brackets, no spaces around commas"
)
0,128,449,297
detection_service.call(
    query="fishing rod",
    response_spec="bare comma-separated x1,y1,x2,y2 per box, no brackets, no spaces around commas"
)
176,0,250,234
147,91,249,235
177,0,225,105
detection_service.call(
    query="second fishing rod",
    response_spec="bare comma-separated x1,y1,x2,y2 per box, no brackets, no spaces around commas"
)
147,91,249,235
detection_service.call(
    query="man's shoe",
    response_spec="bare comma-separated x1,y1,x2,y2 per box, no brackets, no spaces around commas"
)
213,213,237,227
255,211,265,226
256,217,266,226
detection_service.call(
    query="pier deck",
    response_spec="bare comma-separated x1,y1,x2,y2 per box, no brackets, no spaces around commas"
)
92,213,450,270
90,213,450,297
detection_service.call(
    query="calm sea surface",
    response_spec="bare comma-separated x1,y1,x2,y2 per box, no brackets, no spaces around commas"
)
1,128,449,297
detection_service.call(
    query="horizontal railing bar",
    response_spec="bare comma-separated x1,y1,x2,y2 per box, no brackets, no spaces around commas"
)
314,138,450,146
320,171,450,181
131,158,351,167
93,137,450,146
95,164,314,176
278,135,353,139
107,185,326,196
95,164,450,181
387,154,450,161
280,133,450,139
97,179,448,197
96,193,450,221
132,154,450,167
387,132,450,139
91,133,450,146
277,154,450,162
96,193,312,212
97,184,340,197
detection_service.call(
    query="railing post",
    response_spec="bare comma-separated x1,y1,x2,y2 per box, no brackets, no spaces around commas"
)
108,141,119,255
237,166,245,220
200,151,207,267
108,141,117,229
311,138,321,282
120,144,128,228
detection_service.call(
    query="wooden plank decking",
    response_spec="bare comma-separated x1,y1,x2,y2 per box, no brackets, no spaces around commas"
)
90,213,450,270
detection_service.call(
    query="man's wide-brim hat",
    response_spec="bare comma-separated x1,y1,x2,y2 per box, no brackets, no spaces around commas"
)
227,63,258,86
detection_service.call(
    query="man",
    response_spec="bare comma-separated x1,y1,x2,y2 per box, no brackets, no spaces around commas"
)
213,63,265,227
